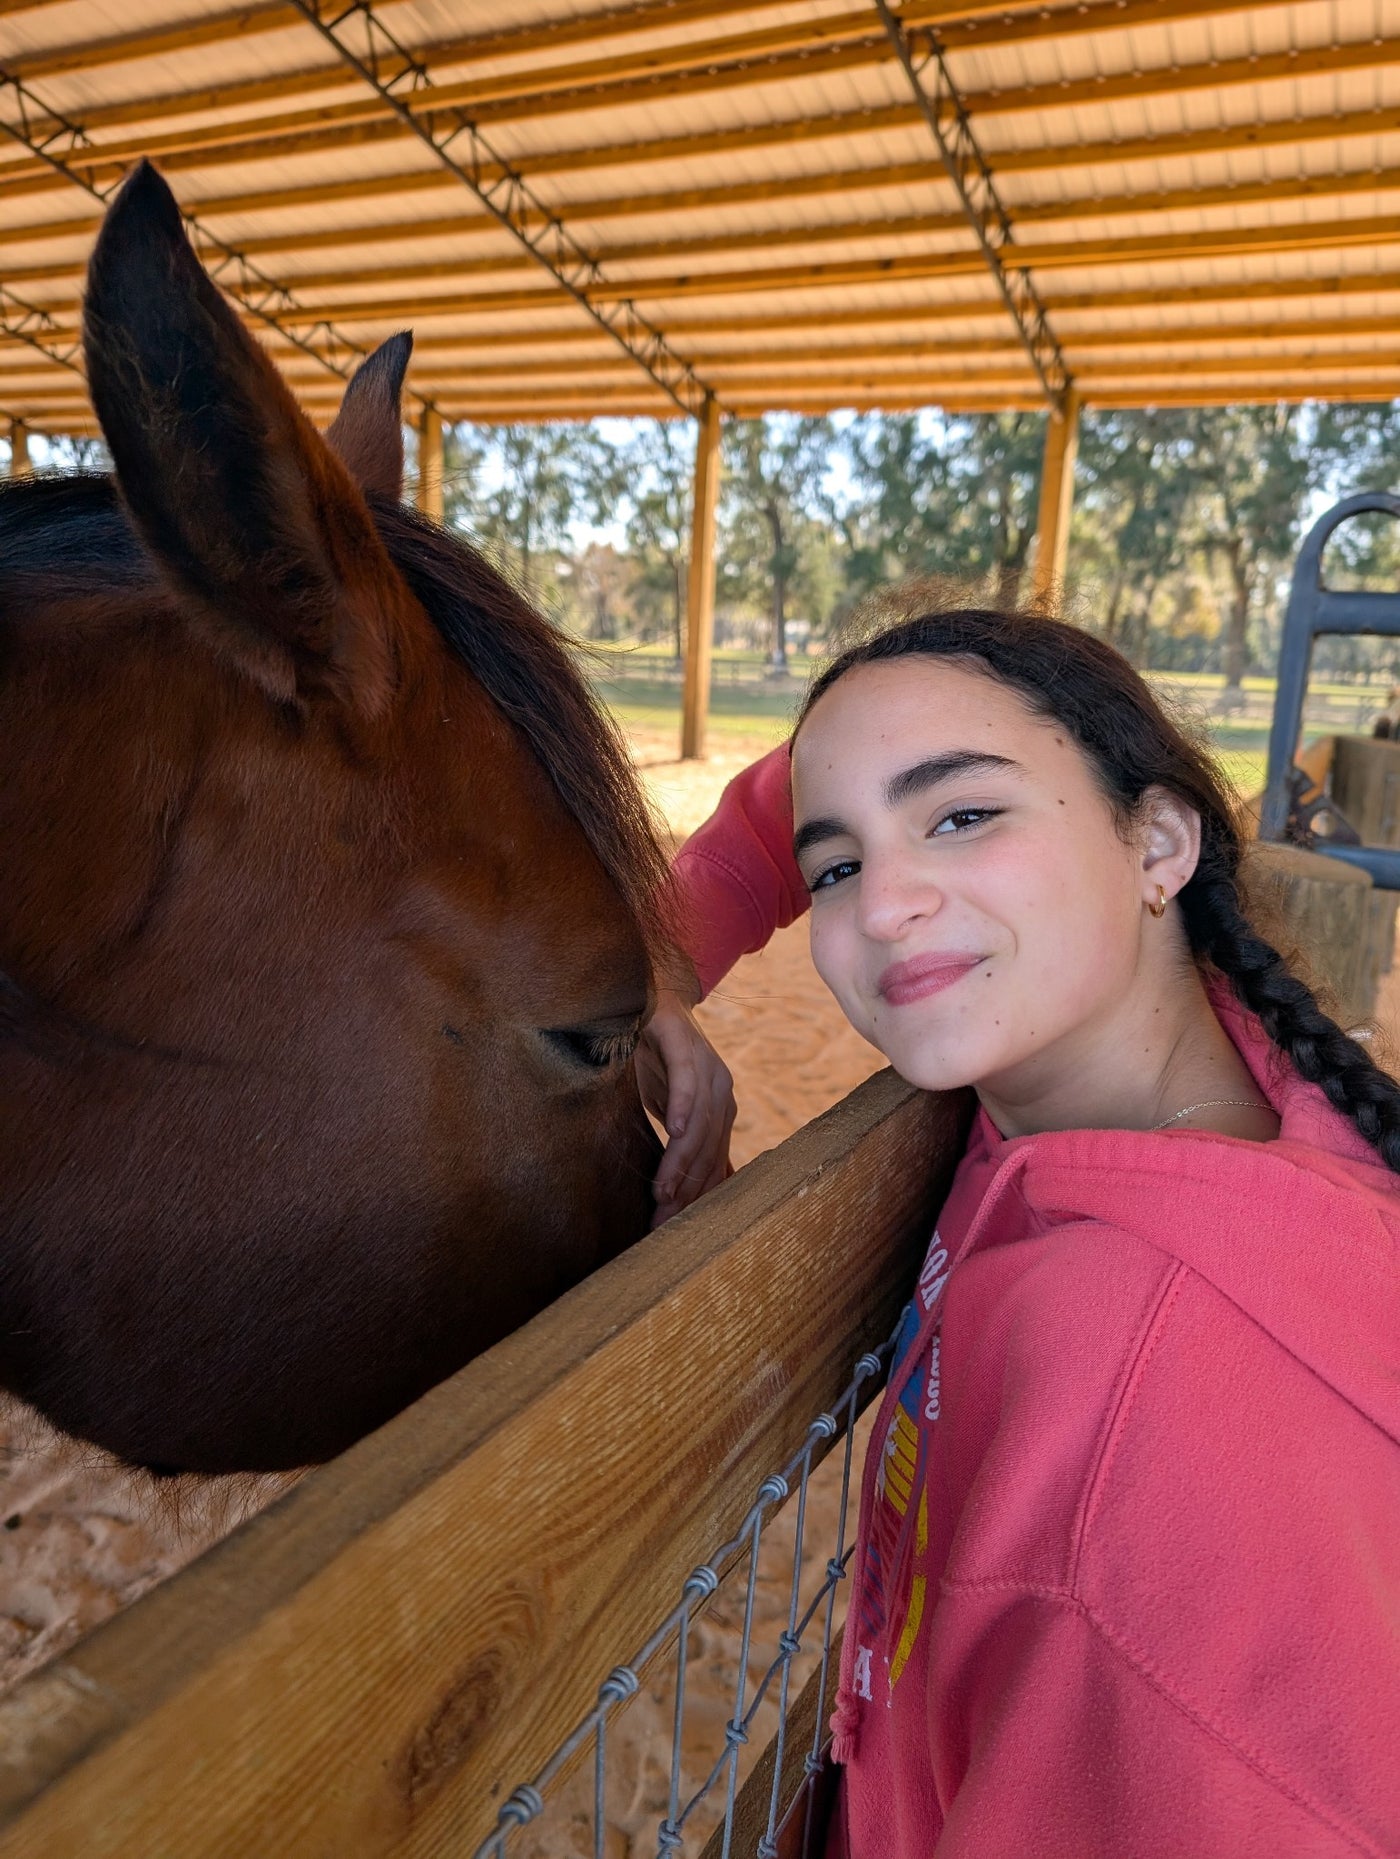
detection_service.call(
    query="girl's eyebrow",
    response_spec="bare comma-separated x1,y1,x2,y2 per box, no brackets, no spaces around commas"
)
793,751,1020,861
793,814,848,861
884,751,1019,806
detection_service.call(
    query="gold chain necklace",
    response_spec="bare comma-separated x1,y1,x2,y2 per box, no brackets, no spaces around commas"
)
1151,1097,1271,1131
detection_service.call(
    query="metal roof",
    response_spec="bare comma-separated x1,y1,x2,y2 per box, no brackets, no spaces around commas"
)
5,0,1400,429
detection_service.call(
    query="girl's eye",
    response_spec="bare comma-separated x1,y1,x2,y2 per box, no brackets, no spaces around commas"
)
930,807,1003,838
809,856,860,894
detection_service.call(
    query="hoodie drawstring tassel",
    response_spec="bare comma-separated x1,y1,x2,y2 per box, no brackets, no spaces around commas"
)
830,1684,861,1764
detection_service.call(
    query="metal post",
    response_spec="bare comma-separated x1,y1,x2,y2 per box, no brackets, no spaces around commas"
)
416,404,443,521
682,397,722,762
1031,387,1080,605
7,418,31,477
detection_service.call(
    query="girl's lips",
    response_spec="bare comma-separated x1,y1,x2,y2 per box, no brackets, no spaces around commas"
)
877,953,984,1006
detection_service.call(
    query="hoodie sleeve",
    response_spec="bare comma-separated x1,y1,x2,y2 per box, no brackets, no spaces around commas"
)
928,1587,1367,1858
670,742,810,998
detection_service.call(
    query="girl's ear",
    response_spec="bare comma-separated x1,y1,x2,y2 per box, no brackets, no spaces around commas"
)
83,161,403,717
1139,785,1201,906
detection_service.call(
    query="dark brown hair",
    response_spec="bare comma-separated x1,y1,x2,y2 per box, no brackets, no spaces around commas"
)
799,602,1400,1172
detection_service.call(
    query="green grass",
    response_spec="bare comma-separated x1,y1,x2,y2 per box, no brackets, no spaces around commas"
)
594,675,804,739
596,674,1275,797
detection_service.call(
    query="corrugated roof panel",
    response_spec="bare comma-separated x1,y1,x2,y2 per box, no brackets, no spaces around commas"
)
4,1,1400,418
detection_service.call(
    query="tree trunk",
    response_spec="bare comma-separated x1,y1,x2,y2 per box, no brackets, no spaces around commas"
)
1221,539,1250,709
993,558,1023,609
765,501,789,671
1103,573,1126,644
671,555,684,664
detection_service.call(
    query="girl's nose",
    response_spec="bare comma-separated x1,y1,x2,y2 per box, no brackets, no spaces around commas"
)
856,855,943,942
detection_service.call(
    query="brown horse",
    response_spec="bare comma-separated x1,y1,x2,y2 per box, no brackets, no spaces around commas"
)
0,163,668,1476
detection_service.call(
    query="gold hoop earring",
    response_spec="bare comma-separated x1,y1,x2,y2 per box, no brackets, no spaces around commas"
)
1147,884,1168,919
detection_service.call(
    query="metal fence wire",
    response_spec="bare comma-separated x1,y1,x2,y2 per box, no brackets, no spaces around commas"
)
472,1315,906,1859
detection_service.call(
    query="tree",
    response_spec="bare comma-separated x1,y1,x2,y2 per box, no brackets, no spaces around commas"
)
841,411,1046,611
572,541,634,641
1073,410,1196,663
1187,406,1314,703
444,421,596,598
617,421,693,659
721,415,836,669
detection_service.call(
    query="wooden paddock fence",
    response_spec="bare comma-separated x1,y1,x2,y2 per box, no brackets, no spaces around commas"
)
1,737,1395,1856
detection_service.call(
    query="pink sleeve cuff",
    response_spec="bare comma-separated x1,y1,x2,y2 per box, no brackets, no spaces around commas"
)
670,742,810,996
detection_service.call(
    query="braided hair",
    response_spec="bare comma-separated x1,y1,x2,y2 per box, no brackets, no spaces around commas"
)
797,602,1400,1173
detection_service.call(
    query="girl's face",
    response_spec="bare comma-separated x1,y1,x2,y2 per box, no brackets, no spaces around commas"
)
792,657,1162,1099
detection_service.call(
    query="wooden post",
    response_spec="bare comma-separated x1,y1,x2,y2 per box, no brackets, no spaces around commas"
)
681,395,722,761
7,419,31,478
1031,386,1080,605
415,403,443,521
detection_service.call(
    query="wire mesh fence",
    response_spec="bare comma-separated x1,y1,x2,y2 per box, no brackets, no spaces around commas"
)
473,1317,904,1859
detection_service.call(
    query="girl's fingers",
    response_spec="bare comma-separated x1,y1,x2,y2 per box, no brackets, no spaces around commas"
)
640,992,736,1223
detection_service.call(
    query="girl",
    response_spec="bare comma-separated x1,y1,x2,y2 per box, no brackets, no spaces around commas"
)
652,603,1400,1857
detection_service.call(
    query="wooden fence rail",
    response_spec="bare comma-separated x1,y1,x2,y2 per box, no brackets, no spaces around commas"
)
0,1072,970,1858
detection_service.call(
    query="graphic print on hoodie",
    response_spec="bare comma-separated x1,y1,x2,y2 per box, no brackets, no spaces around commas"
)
856,1236,950,1708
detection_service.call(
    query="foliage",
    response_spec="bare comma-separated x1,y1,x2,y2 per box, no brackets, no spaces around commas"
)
841,409,1045,612
420,400,1400,687
719,415,838,667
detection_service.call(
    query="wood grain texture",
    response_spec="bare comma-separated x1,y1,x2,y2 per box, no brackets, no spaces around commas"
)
0,1071,969,1858
1245,839,1379,1021
1331,736,1400,850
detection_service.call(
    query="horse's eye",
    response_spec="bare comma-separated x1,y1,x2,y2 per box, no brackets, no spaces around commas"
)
543,1025,640,1072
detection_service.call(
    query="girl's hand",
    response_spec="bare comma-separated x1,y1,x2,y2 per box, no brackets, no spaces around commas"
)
637,985,737,1228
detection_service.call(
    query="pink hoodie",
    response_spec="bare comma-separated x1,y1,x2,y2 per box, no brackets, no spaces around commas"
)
673,745,1400,1858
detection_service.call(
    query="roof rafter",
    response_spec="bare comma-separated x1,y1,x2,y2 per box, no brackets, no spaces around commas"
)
23,139,1400,271
0,62,384,399
22,195,1400,300
0,276,80,376
27,240,1400,339
0,0,1289,137
11,79,1400,221
287,0,710,417
0,0,1340,189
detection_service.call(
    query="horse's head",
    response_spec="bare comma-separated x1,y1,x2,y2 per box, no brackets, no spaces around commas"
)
1,163,667,1472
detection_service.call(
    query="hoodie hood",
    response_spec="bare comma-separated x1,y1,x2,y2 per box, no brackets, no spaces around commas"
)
970,979,1400,1450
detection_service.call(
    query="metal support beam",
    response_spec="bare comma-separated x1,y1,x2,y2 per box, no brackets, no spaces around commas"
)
1031,387,1080,604
872,0,1070,412
682,397,723,760
0,279,83,383
0,67,371,387
416,402,443,521
6,416,30,476
0,61,442,443
288,0,712,418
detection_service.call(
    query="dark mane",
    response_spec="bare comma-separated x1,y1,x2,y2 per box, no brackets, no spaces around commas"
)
0,474,672,958
371,499,673,954
0,473,150,606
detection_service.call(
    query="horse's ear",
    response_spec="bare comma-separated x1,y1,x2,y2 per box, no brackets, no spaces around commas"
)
83,161,399,716
326,332,411,502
